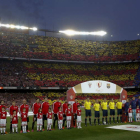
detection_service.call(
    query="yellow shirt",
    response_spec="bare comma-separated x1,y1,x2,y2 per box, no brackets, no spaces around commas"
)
101,102,107,110
84,101,91,110
93,103,100,111
109,102,115,109
116,102,122,109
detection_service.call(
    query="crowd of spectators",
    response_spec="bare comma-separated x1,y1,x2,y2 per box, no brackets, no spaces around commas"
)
0,92,36,109
0,32,140,62
0,60,139,87
0,61,34,87
25,61,139,87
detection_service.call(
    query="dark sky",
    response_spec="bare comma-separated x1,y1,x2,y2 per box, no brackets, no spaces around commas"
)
0,0,140,41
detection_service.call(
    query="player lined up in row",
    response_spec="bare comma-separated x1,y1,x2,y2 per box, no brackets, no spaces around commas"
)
0,96,140,135
84,97,140,126
0,98,81,135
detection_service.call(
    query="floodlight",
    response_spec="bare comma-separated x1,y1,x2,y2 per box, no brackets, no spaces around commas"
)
0,23,37,31
59,30,107,36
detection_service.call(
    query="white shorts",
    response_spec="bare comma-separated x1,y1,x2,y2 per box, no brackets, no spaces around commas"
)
77,116,81,122
12,124,18,128
22,121,27,126
58,120,63,124
67,116,71,121
136,114,140,118
47,119,52,125
0,119,6,126
128,113,132,117
37,119,43,125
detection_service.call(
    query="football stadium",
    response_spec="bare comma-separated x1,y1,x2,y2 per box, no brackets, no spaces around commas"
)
0,0,140,140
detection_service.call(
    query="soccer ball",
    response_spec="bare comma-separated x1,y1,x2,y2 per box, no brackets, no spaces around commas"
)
104,121,106,125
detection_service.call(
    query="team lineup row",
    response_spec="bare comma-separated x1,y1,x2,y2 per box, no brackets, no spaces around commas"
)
0,96,140,135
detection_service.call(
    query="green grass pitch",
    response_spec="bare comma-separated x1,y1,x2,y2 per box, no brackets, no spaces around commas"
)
1,108,140,140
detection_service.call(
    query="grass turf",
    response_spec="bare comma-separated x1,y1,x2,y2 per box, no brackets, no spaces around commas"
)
0,108,140,140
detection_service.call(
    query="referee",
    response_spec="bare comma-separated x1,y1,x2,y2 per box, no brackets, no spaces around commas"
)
116,99,123,123
101,98,108,125
109,98,115,124
93,99,100,125
84,97,92,126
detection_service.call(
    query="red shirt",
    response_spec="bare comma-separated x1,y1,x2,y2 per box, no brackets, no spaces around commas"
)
20,104,29,114
65,108,72,116
53,102,61,114
62,103,68,114
128,108,132,113
47,112,53,119
32,103,41,115
58,111,63,120
77,109,81,116
37,112,43,119
72,102,80,113
0,111,7,119
12,115,18,124
9,105,18,116
41,102,49,115
0,105,6,112
21,112,28,122
136,108,140,113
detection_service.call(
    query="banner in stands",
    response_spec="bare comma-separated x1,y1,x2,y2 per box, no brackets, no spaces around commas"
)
67,80,127,104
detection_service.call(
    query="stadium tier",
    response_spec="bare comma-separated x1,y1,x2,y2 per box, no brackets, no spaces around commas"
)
0,60,139,87
0,33,140,62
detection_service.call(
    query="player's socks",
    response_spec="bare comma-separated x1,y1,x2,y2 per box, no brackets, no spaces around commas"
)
37,125,39,131
24,126,26,132
106,118,108,124
117,117,119,122
22,126,24,132
113,117,115,123
22,126,25,133
98,119,100,124
12,128,14,133
3,128,5,133
26,125,28,131
43,120,45,129
68,121,70,128
53,118,56,129
77,122,79,128
32,122,35,130
94,119,96,125
0,128,2,134
62,120,64,127
120,116,122,122
49,125,51,130
102,118,104,124
109,117,111,124
85,118,87,126
69,121,71,128
40,125,42,131
16,127,18,133
89,118,91,125
10,124,12,133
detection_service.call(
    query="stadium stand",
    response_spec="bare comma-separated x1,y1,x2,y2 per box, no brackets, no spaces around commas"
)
0,33,140,62
0,33,140,108
0,60,139,87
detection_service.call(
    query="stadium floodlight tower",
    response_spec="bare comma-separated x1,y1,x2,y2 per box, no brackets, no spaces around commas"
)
59,30,107,36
